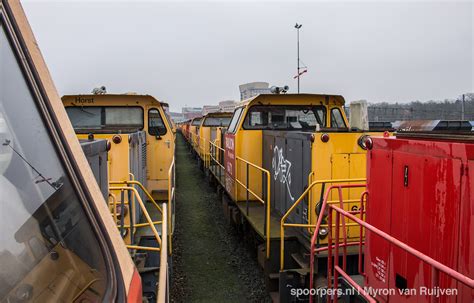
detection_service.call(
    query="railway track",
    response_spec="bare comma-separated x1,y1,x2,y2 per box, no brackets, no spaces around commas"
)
171,133,270,302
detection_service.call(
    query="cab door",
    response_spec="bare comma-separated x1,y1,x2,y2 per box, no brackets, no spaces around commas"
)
146,106,174,198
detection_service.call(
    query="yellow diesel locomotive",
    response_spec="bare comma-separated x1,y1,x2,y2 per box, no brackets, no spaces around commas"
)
193,112,233,169
62,93,176,301
202,93,378,301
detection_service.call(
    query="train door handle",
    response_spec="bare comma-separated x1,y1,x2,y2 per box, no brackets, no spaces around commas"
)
165,140,171,148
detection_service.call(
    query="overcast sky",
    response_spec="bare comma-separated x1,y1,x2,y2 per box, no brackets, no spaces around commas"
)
22,0,473,112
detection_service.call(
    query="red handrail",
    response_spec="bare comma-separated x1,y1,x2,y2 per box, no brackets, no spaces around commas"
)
309,185,474,303
308,183,366,302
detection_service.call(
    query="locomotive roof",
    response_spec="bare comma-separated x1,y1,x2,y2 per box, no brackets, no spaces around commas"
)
238,93,346,108
203,111,234,118
62,93,169,107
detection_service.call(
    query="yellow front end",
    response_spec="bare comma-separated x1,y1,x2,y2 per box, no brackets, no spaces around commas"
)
231,94,348,203
62,94,175,201
309,132,373,244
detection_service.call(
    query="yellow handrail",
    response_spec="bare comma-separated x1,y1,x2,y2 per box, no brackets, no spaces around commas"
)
196,136,213,169
199,142,210,168
109,180,162,214
209,140,225,167
210,139,224,152
108,193,118,223
307,171,314,232
193,133,200,151
280,178,366,270
109,186,162,247
209,140,225,181
157,203,169,302
235,156,271,259
122,221,162,228
168,158,175,255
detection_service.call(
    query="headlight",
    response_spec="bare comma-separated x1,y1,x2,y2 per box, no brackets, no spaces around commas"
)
358,135,373,150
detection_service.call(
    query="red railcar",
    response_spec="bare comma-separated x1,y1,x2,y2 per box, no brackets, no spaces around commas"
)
365,131,474,302
309,122,474,303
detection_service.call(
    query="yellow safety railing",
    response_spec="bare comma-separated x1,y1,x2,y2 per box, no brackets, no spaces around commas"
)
280,178,366,270
189,132,195,148
109,190,157,232
168,158,175,255
235,156,272,259
109,180,163,214
109,186,163,251
198,137,211,168
109,192,118,222
157,203,169,302
209,139,225,183
190,131,200,152
110,186,169,301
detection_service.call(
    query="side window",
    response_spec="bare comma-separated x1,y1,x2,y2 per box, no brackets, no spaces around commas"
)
227,107,243,133
330,108,347,128
148,108,167,136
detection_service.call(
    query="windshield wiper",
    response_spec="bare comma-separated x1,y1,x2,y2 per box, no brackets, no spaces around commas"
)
71,102,95,116
3,139,60,190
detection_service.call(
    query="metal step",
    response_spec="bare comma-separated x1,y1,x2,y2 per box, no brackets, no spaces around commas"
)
269,272,280,280
291,252,310,269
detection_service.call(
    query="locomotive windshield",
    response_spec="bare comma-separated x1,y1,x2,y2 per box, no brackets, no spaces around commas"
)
1,24,108,301
191,118,202,126
243,105,326,130
66,106,144,133
203,116,232,127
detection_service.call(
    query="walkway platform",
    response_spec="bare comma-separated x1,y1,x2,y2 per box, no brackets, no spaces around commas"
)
235,201,298,240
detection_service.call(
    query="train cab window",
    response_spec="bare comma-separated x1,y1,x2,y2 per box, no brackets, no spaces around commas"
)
1,25,109,301
66,106,143,133
106,107,142,126
330,108,347,128
148,108,167,136
191,118,202,126
227,107,244,133
243,105,326,130
203,117,232,127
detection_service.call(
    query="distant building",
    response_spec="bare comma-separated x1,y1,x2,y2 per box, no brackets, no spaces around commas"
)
169,112,185,123
182,107,202,120
239,82,271,100
218,100,237,113
202,105,220,115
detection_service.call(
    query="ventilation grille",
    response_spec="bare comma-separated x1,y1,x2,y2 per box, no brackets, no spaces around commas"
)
141,142,147,169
